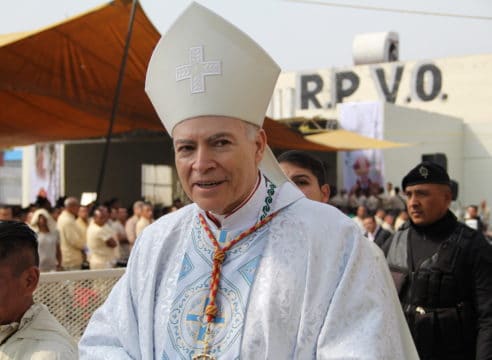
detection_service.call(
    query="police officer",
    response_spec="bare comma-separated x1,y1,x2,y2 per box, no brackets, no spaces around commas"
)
383,161,492,359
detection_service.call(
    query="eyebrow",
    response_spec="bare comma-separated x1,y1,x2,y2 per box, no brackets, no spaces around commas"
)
173,132,235,145
173,139,195,145
207,132,234,142
291,174,312,181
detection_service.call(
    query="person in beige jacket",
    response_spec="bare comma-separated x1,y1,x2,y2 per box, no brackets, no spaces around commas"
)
125,200,144,248
57,197,86,270
135,202,153,238
75,205,90,240
0,221,77,359
87,206,118,270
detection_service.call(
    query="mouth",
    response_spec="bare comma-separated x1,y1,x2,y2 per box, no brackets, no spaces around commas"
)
194,180,225,189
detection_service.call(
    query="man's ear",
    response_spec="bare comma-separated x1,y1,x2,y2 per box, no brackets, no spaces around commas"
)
321,184,331,203
254,128,267,164
22,266,40,294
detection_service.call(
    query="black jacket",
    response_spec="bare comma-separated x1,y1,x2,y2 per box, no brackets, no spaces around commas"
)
384,211,492,360
365,226,392,249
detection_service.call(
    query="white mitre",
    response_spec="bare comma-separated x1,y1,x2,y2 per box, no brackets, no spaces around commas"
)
145,2,288,186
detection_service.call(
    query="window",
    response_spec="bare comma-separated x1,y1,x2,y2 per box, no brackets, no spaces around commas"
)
141,164,173,205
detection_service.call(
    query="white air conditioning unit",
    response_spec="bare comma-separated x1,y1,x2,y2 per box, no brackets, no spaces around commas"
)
353,32,399,65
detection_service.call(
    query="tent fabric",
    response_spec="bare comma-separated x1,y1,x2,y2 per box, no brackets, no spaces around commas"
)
0,0,162,149
0,0,339,153
0,31,39,47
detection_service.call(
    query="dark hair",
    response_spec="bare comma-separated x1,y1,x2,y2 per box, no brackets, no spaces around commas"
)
278,150,327,187
0,221,39,274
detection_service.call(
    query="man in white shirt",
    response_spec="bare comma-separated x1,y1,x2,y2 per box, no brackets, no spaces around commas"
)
125,200,143,248
363,214,392,250
135,202,153,238
86,206,118,270
57,197,85,270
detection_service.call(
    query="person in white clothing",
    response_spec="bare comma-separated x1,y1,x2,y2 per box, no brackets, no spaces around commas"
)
30,208,62,272
79,3,418,359
86,206,118,270
135,202,153,238
57,197,85,270
125,200,143,248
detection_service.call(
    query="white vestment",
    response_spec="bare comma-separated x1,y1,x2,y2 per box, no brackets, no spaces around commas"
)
79,176,418,359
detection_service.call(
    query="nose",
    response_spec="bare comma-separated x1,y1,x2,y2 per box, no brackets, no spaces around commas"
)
192,146,215,173
406,194,417,208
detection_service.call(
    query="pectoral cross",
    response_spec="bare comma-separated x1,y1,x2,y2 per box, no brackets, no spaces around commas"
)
192,323,215,360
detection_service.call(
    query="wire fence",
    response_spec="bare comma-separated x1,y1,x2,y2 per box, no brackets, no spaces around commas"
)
33,268,125,341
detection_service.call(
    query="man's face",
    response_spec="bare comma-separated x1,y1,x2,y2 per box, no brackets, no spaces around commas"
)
279,161,329,203
363,217,377,234
78,206,89,220
94,208,109,226
67,202,80,216
118,208,128,222
110,208,118,221
0,260,37,325
133,204,143,217
356,206,366,218
467,206,478,218
173,116,265,215
142,205,153,220
0,208,13,221
405,183,451,226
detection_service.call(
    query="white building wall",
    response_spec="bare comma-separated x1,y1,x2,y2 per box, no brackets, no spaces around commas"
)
381,103,463,196
272,54,492,207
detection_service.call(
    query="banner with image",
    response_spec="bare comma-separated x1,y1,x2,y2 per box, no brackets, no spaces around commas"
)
30,144,62,206
339,102,384,196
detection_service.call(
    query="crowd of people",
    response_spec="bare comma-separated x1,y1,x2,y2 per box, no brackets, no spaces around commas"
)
0,197,184,272
329,181,492,242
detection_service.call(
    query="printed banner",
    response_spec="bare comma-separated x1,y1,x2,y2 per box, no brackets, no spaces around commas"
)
30,144,62,206
339,102,384,196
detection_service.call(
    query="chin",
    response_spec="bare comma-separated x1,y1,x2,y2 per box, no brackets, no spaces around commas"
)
412,219,430,226
195,200,224,214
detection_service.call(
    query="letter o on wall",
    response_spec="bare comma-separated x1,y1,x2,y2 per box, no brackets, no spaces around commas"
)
414,64,442,101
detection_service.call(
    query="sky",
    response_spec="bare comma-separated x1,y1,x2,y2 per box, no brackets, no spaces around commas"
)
0,0,491,71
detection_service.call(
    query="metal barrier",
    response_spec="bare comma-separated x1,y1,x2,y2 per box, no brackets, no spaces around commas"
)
33,268,125,341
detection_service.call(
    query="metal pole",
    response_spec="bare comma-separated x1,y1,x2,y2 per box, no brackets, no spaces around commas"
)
95,0,139,204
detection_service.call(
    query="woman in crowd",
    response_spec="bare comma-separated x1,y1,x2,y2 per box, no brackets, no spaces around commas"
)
30,208,62,272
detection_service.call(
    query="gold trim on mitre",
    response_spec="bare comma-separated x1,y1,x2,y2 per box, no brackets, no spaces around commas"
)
145,2,288,186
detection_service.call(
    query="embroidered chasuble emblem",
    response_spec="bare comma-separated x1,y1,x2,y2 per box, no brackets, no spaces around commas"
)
163,218,272,359
163,178,277,359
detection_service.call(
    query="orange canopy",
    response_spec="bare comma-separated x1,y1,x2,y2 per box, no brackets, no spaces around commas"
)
0,0,336,152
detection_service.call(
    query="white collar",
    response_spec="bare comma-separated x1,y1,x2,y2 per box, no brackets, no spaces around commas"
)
198,172,304,231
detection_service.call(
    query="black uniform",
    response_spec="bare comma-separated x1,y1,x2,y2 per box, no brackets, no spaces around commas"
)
384,211,492,359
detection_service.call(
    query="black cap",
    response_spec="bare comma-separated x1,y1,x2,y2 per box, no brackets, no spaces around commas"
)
401,161,450,190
